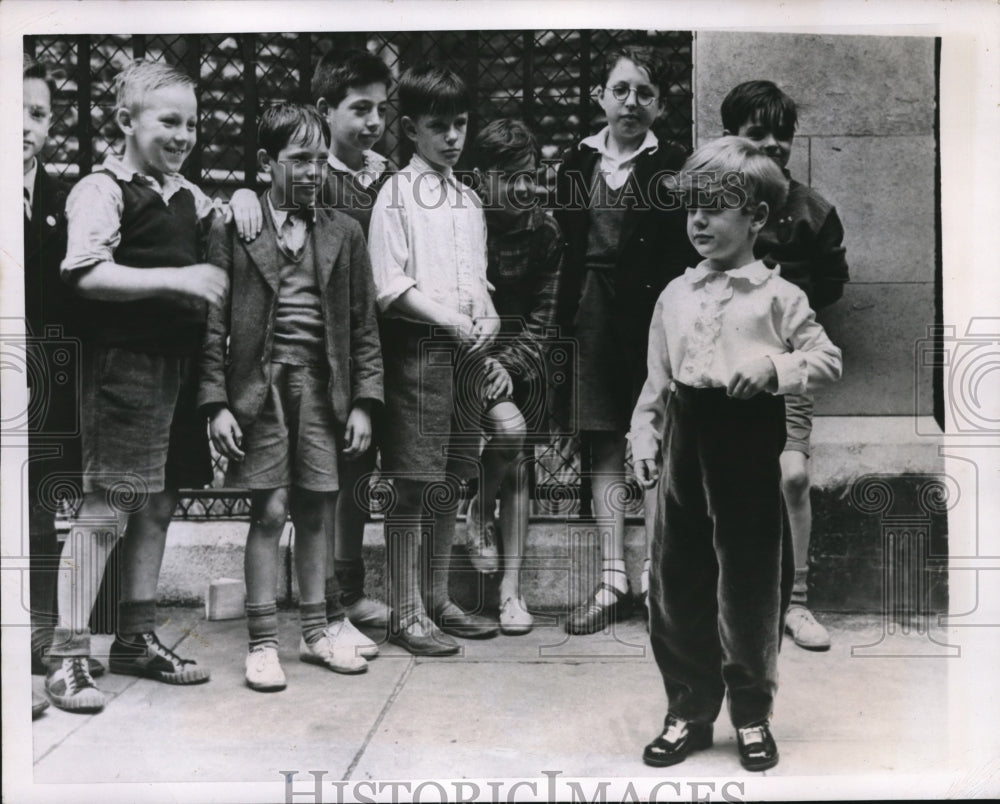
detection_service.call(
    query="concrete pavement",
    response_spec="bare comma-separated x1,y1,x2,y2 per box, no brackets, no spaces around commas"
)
30,608,951,787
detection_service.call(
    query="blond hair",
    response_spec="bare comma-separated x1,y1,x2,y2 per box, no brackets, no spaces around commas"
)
113,59,195,113
672,136,788,212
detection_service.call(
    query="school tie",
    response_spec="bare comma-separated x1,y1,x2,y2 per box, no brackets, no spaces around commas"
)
24,186,32,221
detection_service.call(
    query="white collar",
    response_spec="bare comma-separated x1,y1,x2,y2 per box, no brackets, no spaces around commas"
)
580,126,659,163
685,259,775,286
408,152,455,186
266,191,314,228
101,153,189,194
328,149,387,177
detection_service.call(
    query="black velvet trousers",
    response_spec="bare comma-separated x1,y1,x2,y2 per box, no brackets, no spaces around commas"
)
648,383,794,728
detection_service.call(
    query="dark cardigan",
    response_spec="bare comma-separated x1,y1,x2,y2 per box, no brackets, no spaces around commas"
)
552,138,699,403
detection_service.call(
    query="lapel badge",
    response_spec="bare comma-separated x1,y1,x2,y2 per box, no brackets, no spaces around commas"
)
46,214,57,227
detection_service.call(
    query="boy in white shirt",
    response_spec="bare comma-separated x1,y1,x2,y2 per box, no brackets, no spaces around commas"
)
368,64,522,655
629,137,841,771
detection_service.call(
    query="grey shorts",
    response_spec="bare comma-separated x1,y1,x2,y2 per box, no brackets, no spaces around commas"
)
227,362,341,492
81,345,212,496
783,392,814,456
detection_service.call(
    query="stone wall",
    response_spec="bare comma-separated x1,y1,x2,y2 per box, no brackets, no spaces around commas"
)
694,33,938,417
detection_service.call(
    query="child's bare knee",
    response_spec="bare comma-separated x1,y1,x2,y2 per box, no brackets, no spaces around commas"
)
485,402,527,450
780,457,810,499
251,489,290,534
146,491,179,524
290,489,330,533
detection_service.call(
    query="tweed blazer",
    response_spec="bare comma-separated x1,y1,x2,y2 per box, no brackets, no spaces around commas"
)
198,193,383,428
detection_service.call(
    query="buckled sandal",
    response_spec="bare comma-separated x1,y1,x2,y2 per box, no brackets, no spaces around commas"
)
565,581,634,635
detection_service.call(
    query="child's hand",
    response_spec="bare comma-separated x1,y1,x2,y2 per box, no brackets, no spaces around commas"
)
209,407,245,461
468,315,501,352
634,458,659,489
227,188,264,242
726,357,777,399
449,313,476,342
180,263,229,308
343,406,372,459
482,357,513,401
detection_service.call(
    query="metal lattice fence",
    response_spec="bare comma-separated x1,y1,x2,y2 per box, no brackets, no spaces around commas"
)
25,30,693,520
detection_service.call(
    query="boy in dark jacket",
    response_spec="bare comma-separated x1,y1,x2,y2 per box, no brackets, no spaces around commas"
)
200,103,383,691
721,80,850,651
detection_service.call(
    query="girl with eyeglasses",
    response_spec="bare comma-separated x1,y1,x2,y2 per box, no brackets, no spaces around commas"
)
553,45,699,635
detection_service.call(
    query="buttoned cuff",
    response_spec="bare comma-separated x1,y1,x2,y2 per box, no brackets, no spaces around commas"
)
628,431,660,463
769,353,808,395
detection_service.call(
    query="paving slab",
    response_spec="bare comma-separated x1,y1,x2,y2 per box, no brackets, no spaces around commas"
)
30,611,953,785
350,615,950,780
33,610,410,783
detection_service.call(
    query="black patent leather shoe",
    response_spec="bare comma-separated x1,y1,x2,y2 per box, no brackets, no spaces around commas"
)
566,581,634,635
737,720,779,771
431,601,499,639
643,714,714,767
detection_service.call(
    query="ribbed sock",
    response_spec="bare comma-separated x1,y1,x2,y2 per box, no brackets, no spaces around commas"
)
117,599,157,641
427,523,454,613
334,558,365,607
386,523,425,627
49,626,91,659
325,575,346,622
299,600,328,646
790,566,809,607
246,600,279,650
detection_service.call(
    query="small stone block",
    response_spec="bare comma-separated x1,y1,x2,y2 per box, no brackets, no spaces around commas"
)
205,578,246,621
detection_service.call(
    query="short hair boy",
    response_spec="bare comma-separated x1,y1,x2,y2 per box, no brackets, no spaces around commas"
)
312,48,395,214
629,136,842,771
229,50,395,632
367,63,518,654
232,48,394,236
23,55,87,719
722,79,850,650
466,118,565,634
48,59,224,712
199,102,384,691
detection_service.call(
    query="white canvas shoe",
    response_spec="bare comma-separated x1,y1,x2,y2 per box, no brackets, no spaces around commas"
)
299,634,367,674
245,645,286,692
325,616,379,660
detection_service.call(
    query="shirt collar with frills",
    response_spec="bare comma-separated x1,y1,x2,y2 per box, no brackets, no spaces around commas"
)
685,259,775,286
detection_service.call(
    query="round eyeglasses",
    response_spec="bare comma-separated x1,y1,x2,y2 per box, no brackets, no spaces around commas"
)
606,83,659,107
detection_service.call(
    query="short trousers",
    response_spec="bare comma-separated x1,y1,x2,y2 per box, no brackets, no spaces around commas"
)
81,345,212,495
227,362,341,493
783,392,814,456
378,319,490,480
